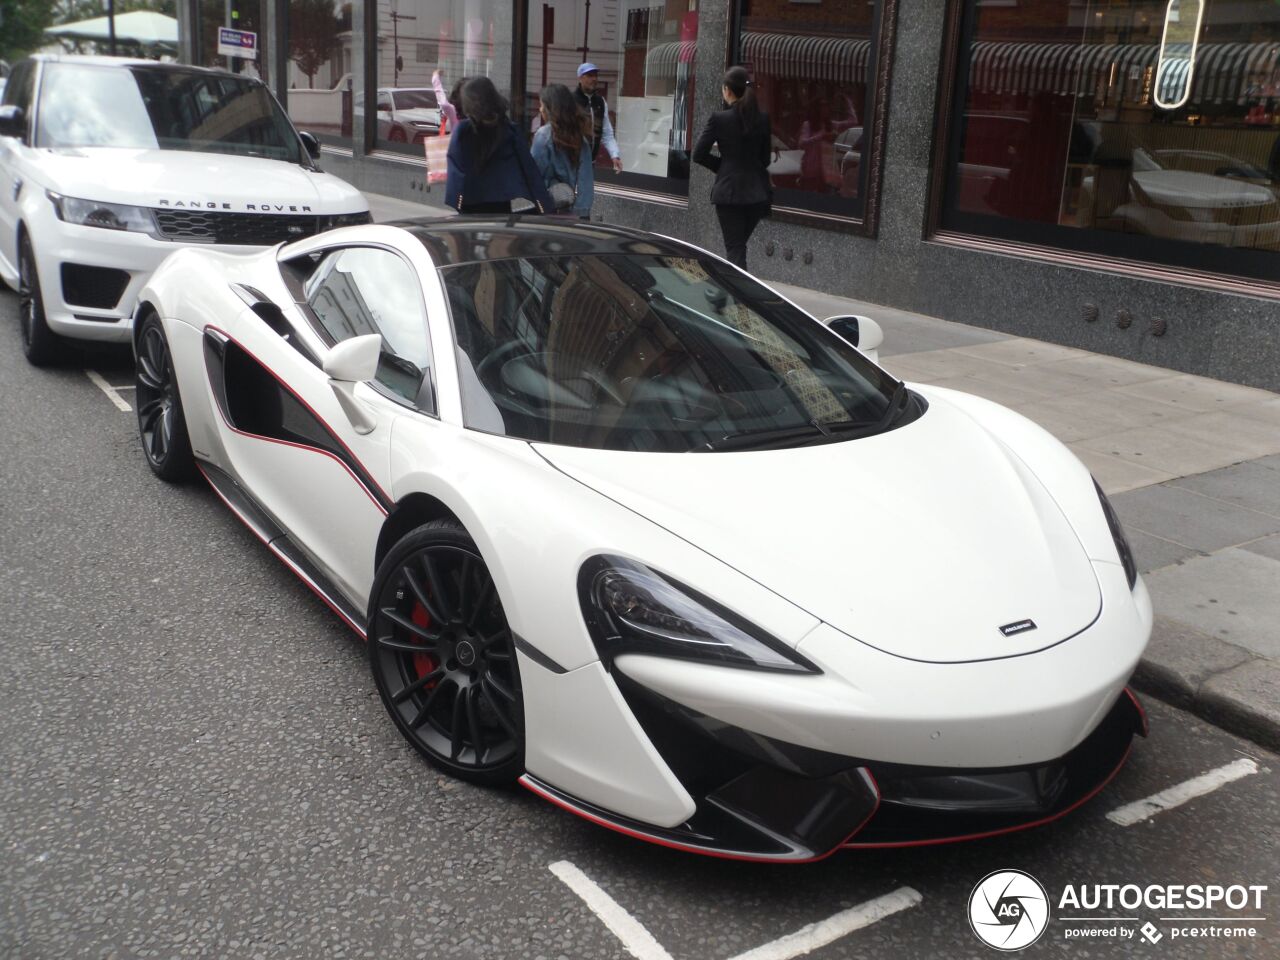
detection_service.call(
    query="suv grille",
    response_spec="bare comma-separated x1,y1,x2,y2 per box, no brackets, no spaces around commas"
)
153,210,322,245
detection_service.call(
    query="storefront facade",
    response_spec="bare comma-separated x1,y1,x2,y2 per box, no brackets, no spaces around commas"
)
176,0,1280,390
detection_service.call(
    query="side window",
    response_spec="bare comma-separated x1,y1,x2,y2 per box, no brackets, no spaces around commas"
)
304,246,435,411
376,92,392,113
2,63,36,139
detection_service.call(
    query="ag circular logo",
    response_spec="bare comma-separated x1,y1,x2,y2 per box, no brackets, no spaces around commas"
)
968,869,1051,951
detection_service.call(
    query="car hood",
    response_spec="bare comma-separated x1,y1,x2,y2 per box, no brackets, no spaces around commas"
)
1134,169,1274,208
533,396,1102,663
31,147,365,212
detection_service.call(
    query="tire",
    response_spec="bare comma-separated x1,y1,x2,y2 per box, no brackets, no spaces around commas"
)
368,520,524,786
134,312,196,482
17,232,61,366
389,126,407,142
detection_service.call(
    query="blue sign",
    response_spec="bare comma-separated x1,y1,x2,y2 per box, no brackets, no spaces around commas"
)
217,27,258,59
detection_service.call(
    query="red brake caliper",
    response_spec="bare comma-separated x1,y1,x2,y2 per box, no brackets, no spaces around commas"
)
410,602,439,682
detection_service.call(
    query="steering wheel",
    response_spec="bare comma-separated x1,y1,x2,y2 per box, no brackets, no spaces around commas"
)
475,339,536,388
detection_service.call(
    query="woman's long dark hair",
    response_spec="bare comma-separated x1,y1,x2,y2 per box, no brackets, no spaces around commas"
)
460,76,509,169
540,83,592,156
723,65,761,131
448,76,469,116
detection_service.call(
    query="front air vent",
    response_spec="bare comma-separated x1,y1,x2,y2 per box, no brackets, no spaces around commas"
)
61,263,130,309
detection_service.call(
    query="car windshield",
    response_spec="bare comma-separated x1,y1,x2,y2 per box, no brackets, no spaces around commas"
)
442,254,898,453
393,89,437,110
36,63,303,163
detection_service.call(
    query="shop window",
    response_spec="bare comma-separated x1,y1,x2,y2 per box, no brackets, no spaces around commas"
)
373,0,517,154
936,0,1280,285
523,1,699,195
286,0,354,143
731,0,894,224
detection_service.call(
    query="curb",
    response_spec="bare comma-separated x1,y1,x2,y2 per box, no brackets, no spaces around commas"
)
1130,616,1280,754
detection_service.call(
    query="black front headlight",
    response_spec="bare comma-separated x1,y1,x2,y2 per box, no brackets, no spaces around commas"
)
1095,480,1138,589
579,556,820,674
47,191,160,237
320,211,374,230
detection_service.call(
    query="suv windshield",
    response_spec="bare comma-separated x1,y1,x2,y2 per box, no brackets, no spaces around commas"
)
443,254,900,453
36,63,303,163
392,90,437,110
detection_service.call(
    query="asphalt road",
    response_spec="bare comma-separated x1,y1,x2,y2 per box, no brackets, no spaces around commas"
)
1,287,1277,960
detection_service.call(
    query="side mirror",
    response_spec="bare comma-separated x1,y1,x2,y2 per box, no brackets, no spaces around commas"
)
324,334,382,435
324,333,381,382
826,314,884,360
298,131,322,160
0,105,26,140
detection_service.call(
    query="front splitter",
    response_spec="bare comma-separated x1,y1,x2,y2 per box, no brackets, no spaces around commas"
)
521,689,1146,861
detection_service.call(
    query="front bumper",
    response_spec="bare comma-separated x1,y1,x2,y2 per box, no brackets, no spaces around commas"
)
520,562,1151,860
521,686,1146,861
25,202,182,342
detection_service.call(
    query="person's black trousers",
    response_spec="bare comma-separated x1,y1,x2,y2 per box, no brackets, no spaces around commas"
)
715,202,770,271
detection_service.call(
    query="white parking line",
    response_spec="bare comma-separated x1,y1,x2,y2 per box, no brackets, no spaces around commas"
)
549,860,674,960
550,860,922,960
85,370,132,412
1106,757,1259,827
725,887,923,960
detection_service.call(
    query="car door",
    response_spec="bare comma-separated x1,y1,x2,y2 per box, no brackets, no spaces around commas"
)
0,60,37,280
211,243,437,608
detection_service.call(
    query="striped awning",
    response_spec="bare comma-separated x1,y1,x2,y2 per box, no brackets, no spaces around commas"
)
968,39,1280,106
741,32,873,85
644,40,697,76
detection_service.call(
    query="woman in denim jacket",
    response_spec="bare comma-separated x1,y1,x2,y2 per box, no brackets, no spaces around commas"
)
530,84,595,219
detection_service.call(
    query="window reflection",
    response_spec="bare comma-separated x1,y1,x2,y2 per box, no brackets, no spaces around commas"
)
286,0,354,141
374,0,515,153
199,0,266,79
735,1,880,218
944,0,1280,279
524,1,698,188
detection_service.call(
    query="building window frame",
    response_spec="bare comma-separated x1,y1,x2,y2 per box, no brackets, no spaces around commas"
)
727,0,901,236
925,0,1280,300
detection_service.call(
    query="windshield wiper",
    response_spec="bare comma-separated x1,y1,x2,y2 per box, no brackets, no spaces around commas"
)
874,379,909,430
697,422,830,452
698,384,910,452
790,382,910,446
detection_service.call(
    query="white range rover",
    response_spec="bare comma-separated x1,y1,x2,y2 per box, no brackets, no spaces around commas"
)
0,55,371,365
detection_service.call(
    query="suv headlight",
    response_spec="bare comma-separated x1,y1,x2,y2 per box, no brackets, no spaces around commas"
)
47,191,158,237
579,556,820,673
319,211,374,230
1095,480,1138,589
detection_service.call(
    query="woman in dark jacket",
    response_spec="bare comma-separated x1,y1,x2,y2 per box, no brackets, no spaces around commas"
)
445,76,553,215
692,65,772,271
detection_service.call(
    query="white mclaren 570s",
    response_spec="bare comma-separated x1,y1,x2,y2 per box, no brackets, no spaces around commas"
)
132,217,1151,861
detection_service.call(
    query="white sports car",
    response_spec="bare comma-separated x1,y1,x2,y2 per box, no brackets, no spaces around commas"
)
133,217,1151,861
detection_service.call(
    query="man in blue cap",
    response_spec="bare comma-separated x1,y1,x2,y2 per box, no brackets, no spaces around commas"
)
574,63,623,173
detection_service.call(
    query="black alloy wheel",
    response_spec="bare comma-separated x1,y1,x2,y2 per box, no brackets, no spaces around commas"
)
134,312,196,482
17,232,61,366
369,520,523,786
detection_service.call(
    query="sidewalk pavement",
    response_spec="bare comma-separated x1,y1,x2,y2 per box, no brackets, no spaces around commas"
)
365,192,1280,751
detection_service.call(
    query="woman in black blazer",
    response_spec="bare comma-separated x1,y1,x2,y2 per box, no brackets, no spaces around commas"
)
692,66,772,271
